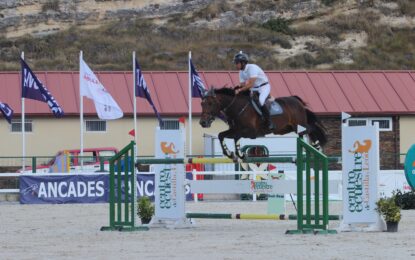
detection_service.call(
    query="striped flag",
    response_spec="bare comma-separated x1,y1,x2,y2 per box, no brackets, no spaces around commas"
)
21,58,64,117
0,102,13,124
190,59,206,98
135,60,163,127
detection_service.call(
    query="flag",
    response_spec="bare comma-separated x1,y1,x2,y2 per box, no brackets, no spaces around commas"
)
128,129,135,137
190,59,206,98
135,60,163,126
0,102,13,124
21,58,64,117
80,58,123,120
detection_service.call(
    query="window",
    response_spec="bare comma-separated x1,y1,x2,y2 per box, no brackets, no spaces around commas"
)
370,118,392,131
348,119,367,127
11,119,33,132
99,150,116,157
85,120,106,132
161,119,180,130
347,117,392,131
81,151,97,164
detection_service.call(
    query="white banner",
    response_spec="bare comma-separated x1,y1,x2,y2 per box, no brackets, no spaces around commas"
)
80,58,123,120
342,124,379,224
154,128,185,220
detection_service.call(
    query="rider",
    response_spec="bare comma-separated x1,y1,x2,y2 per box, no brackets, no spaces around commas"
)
233,52,274,130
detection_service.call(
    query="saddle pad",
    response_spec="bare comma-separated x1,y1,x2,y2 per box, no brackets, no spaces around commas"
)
267,101,283,116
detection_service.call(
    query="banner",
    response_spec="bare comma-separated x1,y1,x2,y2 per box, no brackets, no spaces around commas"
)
0,102,13,124
135,60,163,126
20,174,108,204
80,58,123,120
342,124,379,224
190,58,206,97
21,58,64,117
153,128,186,220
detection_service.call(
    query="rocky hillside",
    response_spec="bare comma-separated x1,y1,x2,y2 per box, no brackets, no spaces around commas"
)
0,0,415,71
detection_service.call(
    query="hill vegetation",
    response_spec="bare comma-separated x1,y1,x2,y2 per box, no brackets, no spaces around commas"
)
0,0,414,71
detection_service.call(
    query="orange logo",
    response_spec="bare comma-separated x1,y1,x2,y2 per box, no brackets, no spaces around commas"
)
349,140,372,153
412,161,415,167
161,142,179,154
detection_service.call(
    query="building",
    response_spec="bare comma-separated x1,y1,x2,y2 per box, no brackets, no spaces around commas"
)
1,70,414,169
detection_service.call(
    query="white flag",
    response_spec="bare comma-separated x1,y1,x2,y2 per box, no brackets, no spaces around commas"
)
80,58,123,120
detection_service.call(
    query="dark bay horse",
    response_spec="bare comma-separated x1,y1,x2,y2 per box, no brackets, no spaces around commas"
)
199,87,327,159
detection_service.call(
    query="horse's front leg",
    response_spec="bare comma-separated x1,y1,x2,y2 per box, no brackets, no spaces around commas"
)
218,130,235,159
234,137,245,160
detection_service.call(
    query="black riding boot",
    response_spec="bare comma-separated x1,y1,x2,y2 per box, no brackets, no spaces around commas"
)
261,105,275,130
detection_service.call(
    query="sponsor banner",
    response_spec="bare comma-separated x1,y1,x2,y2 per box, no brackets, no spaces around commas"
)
404,144,415,190
342,124,379,224
250,180,273,193
20,174,108,204
19,173,192,204
137,174,155,200
154,128,186,220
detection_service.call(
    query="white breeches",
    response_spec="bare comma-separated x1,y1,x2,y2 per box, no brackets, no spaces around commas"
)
251,84,270,106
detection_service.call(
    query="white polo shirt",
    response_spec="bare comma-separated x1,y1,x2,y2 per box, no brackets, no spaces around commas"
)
239,64,269,89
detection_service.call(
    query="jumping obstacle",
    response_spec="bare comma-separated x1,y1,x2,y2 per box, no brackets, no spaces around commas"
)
100,142,148,232
285,137,336,234
185,213,340,221
147,134,336,233
102,129,336,233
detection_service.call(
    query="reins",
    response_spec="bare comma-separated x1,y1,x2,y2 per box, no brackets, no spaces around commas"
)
220,93,250,118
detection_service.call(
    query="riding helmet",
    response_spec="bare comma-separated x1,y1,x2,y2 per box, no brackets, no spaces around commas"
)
233,52,249,64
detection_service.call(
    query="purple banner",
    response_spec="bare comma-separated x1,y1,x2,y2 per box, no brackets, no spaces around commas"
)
20,174,108,204
20,173,194,204
137,174,155,201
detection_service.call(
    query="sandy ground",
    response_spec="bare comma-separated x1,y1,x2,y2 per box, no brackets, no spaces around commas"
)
0,201,414,260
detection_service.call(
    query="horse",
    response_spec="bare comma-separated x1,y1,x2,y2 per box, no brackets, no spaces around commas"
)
199,87,327,160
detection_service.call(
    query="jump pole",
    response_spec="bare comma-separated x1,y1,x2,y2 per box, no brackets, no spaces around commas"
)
185,213,341,221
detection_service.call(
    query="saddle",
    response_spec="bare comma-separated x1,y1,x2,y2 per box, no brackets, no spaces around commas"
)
250,94,283,117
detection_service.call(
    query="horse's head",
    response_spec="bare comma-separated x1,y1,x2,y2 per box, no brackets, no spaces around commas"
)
199,88,221,128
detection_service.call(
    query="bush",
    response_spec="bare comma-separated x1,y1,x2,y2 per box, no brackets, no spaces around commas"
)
397,0,415,16
376,195,401,223
41,0,60,12
137,197,155,224
262,18,292,35
321,0,340,6
395,190,415,209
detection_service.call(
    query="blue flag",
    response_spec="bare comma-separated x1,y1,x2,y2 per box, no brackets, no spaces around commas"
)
0,102,13,124
135,60,163,127
21,58,64,117
190,59,206,98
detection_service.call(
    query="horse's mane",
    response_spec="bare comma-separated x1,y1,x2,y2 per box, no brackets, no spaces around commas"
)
214,87,235,96
213,87,249,96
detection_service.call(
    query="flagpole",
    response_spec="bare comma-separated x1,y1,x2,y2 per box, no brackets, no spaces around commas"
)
21,52,25,171
133,52,137,157
188,51,192,157
80,50,84,169
133,51,138,162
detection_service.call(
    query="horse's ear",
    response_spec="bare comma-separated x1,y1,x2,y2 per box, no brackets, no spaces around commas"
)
205,87,215,97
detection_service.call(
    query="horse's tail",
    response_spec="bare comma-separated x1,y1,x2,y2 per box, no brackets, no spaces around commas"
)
305,108,327,148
